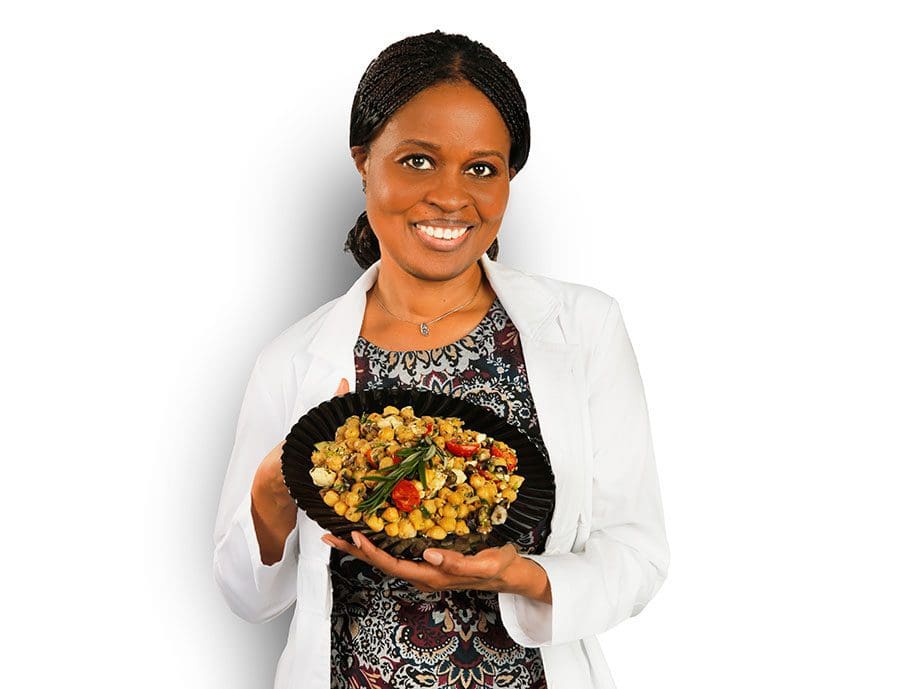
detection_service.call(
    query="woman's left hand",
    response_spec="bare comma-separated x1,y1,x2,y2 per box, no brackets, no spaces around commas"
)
322,530,523,594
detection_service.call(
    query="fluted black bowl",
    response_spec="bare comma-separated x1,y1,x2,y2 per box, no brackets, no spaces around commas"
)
281,388,555,561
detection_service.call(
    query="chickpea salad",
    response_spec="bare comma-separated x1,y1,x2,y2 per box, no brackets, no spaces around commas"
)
309,405,524,541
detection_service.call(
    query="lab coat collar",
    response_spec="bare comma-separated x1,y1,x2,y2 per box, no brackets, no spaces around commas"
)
307,252,562,366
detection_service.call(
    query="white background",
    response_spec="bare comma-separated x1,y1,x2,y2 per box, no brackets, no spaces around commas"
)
2,1,898,687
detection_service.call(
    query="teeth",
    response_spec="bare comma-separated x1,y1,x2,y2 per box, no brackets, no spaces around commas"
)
416,224,469,240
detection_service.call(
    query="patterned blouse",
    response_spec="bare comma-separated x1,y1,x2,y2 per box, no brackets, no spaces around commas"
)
329,296,554,689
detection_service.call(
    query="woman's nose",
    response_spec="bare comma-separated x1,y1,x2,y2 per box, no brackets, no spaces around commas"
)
422,168,471,211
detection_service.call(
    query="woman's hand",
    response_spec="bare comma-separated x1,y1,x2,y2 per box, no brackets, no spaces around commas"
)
323,530,550,602
252,377,351,564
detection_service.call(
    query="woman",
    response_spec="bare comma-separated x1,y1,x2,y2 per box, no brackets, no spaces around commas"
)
213,30,670,689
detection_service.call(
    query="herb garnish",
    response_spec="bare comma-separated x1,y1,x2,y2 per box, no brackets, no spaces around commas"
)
357,436,448,516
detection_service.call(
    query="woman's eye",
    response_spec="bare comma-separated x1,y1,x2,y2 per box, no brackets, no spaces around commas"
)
467,163,497,178
400,156,497,178
401,155,434,170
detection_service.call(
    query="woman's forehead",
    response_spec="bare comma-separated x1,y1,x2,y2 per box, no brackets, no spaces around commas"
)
376,84,511,155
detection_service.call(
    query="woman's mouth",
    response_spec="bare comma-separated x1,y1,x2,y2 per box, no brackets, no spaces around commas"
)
412,222,474,251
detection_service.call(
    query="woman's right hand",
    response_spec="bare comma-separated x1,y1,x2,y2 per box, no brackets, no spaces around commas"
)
251,377,350,564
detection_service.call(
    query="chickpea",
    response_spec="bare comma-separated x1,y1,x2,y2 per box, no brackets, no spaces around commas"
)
502,488,518,503
447,491,463,506
451,457,465,471
476,486,492,502
381,506,400,523
456,503,471,519
384,521,400,537
386,441,401,455
397,519,416,539
345,507,362,522
469,474,485,489
400,405,415,420
379,456,395,469
383,405,400,416
454,521,470,536
333,501,348,516
365,515,385,532
344,491,361,507
396,428,414,443
351,482,367,494
437,487,453,500
425,525,448,540
323,490,339,506
344,427,359,441
379,427,395,441
433,436,446,449
422,499,438,514
423,518,435,530
438,516,456,532
440,504,457,519
326,456,343,472
409,509,425,530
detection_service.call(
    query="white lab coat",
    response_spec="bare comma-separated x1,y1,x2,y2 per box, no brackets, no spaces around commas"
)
213,252,670,689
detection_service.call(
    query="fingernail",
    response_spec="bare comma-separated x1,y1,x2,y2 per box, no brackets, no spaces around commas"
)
351,532,361,548
321,535,333,547
423,550,443,565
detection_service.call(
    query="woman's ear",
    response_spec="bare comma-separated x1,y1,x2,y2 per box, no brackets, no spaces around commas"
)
509,166,517,181
350,145,369,180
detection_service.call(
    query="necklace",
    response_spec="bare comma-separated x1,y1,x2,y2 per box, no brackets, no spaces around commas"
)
373,278,482,336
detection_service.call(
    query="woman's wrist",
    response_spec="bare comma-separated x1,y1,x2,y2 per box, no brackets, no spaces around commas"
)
502,554,552,604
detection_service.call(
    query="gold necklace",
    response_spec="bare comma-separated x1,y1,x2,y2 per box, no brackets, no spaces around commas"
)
373,279,482,336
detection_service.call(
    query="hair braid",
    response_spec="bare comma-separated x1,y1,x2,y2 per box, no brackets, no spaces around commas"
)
344,30,531,270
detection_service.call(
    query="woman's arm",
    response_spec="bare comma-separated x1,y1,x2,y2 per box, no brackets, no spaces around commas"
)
496,297,671,647
212,352,300,624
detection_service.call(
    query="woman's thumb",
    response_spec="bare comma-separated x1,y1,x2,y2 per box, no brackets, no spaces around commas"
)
335,377,350,397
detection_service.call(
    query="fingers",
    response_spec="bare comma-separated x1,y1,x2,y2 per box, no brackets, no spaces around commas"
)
334,377,350,397
321,531,514,593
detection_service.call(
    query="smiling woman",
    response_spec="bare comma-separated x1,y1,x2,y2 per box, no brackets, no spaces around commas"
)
213,28,670,689
351,81,515,280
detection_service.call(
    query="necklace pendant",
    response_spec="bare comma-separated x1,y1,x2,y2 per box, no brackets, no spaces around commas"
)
420,322,430,336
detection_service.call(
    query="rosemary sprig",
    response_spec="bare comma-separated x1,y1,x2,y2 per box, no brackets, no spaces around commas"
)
357,439,436,516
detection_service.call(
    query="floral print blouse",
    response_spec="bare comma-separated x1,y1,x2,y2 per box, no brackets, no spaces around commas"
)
329,296,553,689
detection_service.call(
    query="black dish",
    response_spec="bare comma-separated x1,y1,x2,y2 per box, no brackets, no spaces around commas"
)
281,388,555,561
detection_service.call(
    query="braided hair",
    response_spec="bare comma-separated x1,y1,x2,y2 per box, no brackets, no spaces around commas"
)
344,30,531,270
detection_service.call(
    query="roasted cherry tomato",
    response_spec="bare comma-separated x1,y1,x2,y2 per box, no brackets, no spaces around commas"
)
391,479,420,512
446,441,479,458
364,447,375,467
491,444,517,471
425,422,433,435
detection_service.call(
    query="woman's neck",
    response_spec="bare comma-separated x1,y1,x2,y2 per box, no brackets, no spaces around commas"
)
372,255,487,321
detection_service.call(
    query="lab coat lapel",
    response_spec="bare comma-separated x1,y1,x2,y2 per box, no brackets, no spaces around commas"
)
479,257,584,554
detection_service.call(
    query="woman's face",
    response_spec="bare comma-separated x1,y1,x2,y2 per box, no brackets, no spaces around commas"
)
352,80,516,282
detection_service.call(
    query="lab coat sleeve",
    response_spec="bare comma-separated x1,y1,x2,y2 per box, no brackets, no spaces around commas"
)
212,352,300,624
497,298,670,646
